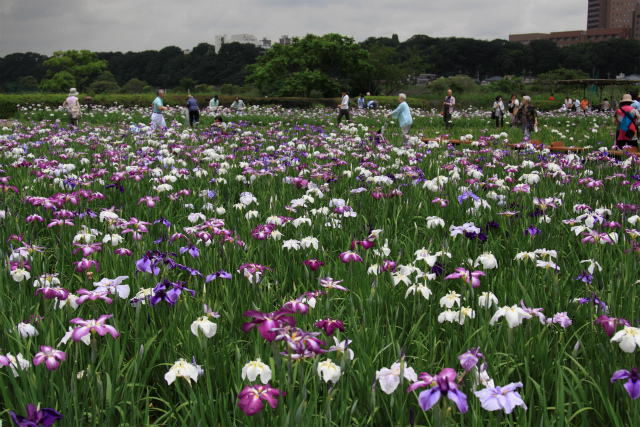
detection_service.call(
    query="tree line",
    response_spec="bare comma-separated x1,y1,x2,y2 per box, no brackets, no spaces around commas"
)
1,33,638,95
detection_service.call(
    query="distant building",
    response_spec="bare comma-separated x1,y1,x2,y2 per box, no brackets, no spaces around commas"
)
587,0,640,38
509,28,631,46
214,34,272,53
511,0,640,45
481,76,502,85
416,73,437,85
279,35,292,45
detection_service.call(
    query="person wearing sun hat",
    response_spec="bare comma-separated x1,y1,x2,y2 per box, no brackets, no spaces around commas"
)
62,88,81,127
613,94,639,149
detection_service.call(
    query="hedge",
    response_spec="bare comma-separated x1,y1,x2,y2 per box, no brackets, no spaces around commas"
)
0,94,566,119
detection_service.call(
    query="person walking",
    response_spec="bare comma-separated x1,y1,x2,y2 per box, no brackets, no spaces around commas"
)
613,94,639,149
515,96,538,142
508,93,520,123
443,89,455,129
357,94,365,109
186,95,200,127
230,97,245,112
209,94,219,113
62,88,81,127
337,89,350,125
493,95,505,128
630,92,640,111
150,89,168,131
387,93,413,144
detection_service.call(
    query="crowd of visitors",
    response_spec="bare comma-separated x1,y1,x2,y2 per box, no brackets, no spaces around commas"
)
58,85,639,149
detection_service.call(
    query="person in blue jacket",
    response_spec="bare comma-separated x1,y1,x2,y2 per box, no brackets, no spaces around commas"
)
386,93,413,144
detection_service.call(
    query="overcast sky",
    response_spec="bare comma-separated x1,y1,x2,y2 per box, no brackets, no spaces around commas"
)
0,0,587,57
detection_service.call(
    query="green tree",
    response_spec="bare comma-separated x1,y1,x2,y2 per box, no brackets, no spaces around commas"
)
122,78,148,93
39,71,76,93
535,68,589,92
180,77,199,92
246,34,371,97
87,71,120,94
39,50,107,92
19,76,38,88
354,44,424,95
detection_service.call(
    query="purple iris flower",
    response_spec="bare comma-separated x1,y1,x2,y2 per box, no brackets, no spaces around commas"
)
33,346,66,371
150,279,196,307
574,271,593,284
474,382,528,413
417,368,468,413
457,191,479,204
524,225,541,236
69,314,120,341
458,347,487,372
595,315,630,337
179,243,199,259
576,293,609,313
612,367,640,399
315,319,345,336
431,262,444,277
135,252,160,276
205,270,232,282
237,384,284,416
11,404,63,427
242,309,296,342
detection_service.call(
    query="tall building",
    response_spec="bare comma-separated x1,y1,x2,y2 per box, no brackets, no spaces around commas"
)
587,0,608,29
586,0,640,31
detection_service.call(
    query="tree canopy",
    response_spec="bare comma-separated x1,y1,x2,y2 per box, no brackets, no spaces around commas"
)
39,50,108,92
246,34,371,97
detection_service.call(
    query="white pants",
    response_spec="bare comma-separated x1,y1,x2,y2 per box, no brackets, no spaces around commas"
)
150,113,166,131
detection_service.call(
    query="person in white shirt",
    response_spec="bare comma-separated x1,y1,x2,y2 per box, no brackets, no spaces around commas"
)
337,89,350,125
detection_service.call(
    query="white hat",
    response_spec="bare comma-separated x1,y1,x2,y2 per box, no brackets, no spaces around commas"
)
69,88,79,96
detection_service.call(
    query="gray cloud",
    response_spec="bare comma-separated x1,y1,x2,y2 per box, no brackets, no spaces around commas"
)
0,0,587,56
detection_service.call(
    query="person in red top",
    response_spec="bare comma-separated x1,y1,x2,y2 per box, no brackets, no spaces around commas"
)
548,94,554,101
613,94,639,149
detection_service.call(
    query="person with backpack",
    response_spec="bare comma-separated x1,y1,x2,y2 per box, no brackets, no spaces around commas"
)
613,94,639,149
62,88,81,127
515,96,538,142
508,94,520,124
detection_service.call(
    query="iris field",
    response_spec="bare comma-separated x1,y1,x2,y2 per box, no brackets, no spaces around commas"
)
0,102,639,427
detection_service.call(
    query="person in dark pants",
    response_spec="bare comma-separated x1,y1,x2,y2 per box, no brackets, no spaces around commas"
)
187,95,199,127
337,89,350,125
493,95,504,128
443,89,455,129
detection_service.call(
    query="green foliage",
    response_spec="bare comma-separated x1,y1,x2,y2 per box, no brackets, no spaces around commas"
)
246,34,371,97
488,77,526,95
38,71,76,94
122,78,148,94
353,44,424,95
535,68,591,92
18,76,38,87
428,75,479,95
39,50,108,92
180,77,199,92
